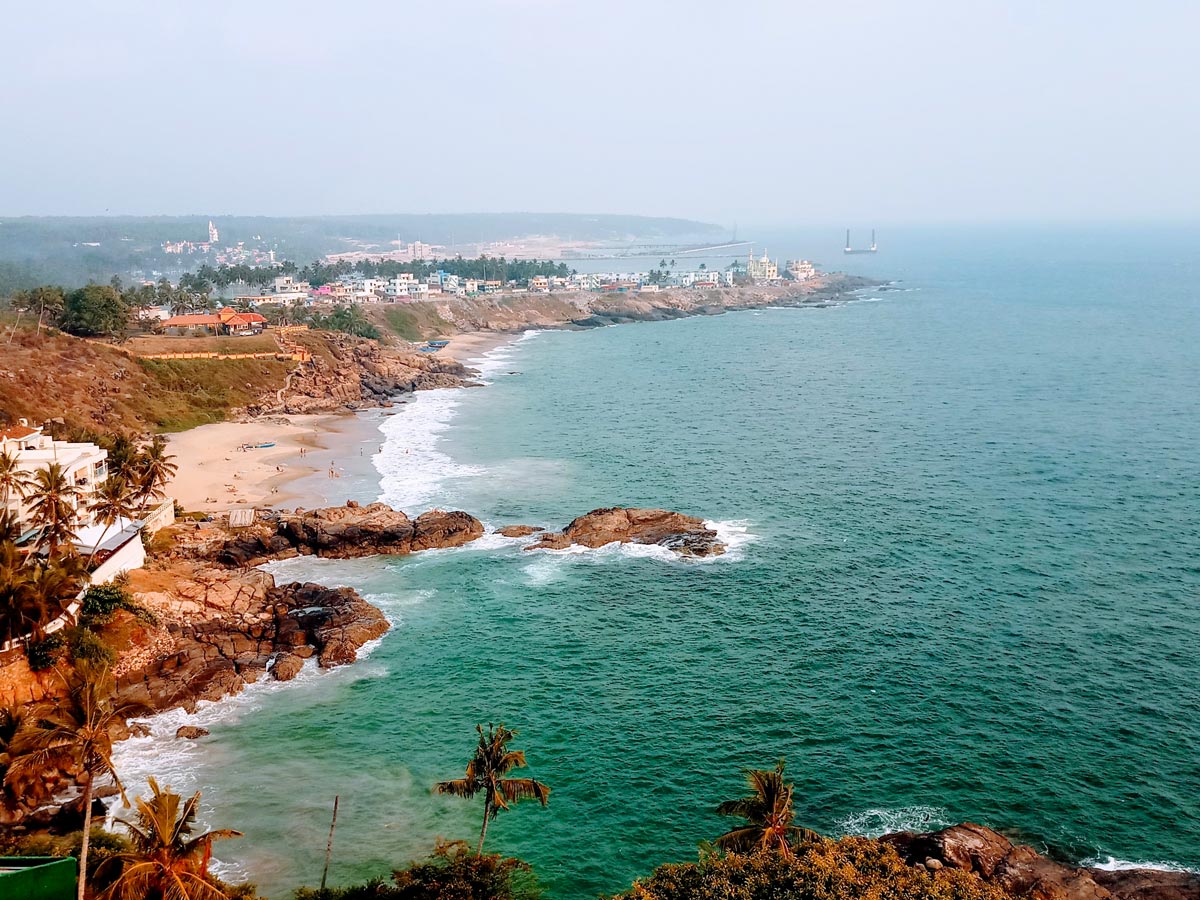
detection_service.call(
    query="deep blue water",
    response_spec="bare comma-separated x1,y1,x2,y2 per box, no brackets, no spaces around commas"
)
116,226,1200,898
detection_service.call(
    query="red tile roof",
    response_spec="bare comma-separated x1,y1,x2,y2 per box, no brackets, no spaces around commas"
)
163,314,222,327
0,425,38,441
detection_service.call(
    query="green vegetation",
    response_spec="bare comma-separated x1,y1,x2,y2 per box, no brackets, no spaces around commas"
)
134,357,293,430
308,304,380,340
97,776,242,900
611,839,1009,900
6,663,145,900
434,724,551,853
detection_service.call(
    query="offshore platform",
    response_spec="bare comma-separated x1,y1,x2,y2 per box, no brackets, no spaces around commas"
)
844,229,878,254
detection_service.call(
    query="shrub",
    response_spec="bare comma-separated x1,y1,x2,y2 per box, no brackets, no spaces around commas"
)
26,633,65,671
79,582,156,628
67,625,116,666
611,838,1012,900
293,843,541,900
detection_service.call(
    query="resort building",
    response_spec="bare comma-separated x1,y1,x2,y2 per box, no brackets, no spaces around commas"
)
786,259,816,281
0,420,108,532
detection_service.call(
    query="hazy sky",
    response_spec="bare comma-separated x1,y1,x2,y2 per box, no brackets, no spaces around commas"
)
4,1,1198,225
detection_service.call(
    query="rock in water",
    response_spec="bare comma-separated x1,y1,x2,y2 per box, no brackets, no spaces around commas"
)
525,507,725,557
496,525,544,538
175,725,210,740
270,653,304,681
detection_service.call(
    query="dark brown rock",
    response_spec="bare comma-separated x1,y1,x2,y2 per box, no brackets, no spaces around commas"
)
882,824,1115,900
175,725,210,739
496,525,544,538
525,507,726,557
410,509,486,551
1090,868,1200,900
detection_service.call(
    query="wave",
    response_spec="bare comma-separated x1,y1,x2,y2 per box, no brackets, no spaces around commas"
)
374,333,539,510
1085,857,1200,874
837,805,953,837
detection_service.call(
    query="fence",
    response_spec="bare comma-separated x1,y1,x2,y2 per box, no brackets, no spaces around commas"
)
136,350,311,362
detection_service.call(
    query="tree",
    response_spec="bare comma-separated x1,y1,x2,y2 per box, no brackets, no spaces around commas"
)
434,723,550,853
87,476,137,565
0,448,34,515
0,540,85,647
26,462,82,555
61,284,129,338
7,663,145,900
97,776,242,900
133,436,177,510
714,761,819,858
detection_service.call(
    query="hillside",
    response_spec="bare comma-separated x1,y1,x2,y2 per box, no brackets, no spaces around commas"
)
0,326,470,434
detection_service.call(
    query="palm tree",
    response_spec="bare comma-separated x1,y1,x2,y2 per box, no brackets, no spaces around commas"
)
133,437,177,511
86,477,137,565
0,449,33,517
25,463,81,556
7,662,145,900
434,723,550,853
98,777,242,900
714,760,820,858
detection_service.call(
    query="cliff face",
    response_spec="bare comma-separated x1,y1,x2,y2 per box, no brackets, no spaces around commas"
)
248,334,476,416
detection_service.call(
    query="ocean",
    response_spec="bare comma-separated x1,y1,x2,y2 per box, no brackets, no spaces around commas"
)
114,226,1200,898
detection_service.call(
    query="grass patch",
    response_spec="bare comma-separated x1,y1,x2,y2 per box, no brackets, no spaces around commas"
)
136,357,293,430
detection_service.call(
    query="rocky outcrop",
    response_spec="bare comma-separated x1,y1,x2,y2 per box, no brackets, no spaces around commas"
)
175,725,210,740
251,334,476,416
215,502,485,566
117,571,388,714
881,824,1199,900
1091,869,1200,900
496,525,543,538
525,507,725,557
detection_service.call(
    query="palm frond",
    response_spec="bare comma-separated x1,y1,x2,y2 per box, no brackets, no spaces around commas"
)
434,778,478,798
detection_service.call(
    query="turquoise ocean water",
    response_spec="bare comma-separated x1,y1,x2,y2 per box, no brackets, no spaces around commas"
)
115,227,1200,898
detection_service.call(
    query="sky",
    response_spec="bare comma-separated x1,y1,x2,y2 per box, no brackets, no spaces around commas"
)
3,0,1198,225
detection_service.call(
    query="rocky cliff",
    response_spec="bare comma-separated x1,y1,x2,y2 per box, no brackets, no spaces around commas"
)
249,334,476,416
882,824,1199,900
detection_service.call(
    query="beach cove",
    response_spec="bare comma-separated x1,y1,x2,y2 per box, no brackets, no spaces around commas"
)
105,227,1200,900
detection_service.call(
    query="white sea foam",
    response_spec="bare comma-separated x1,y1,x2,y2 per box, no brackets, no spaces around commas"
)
1085,857,1199,873
374,333,540,509
837,805,953,837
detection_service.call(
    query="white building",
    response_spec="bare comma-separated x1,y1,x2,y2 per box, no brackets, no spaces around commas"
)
786,259,816,281
386,274,418,298
265,275,311,303
0,420,108,532
747,249,780,282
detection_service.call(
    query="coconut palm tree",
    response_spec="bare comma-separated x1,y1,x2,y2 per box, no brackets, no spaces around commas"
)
6,662,145,900
97,776,242,900
86,477,137,565
26,462,81,556
0,449,33,517
434,723,551,853
133,437,177,511
714,760,820,858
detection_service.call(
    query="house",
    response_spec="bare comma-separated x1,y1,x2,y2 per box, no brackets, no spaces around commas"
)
528,276,550,293
265,275,311,302
386,274,417,298
160,307,267,335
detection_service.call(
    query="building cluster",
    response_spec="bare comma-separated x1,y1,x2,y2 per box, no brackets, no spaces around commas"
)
162,220,277,267
324,241,444,266
225,256,818,307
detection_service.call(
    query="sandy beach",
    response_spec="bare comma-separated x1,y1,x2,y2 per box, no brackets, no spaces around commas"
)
442,330,520,363
164,332,518,514
165,414,376,513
